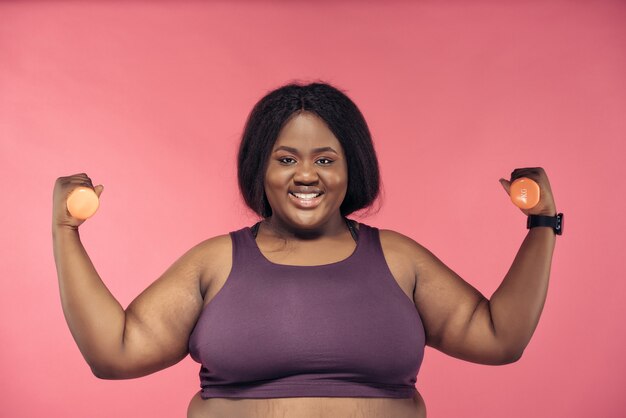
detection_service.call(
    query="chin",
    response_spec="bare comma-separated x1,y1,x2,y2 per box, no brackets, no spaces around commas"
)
287,211,340,229
289,216,323,228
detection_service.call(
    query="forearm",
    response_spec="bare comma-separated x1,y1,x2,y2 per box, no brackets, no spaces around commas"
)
489,227,556,358
52,226,126,373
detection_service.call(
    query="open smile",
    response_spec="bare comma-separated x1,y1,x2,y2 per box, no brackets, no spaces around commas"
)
288,191,324,208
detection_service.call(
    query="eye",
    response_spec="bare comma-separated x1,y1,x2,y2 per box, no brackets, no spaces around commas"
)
316,158,333,165
278,157,296,165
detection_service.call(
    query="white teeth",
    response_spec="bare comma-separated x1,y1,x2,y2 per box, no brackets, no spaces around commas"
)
291,192,321,199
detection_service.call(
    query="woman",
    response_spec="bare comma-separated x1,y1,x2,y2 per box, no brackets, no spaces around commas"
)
52,82,559,418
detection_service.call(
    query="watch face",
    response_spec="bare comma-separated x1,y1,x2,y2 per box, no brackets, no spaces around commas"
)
556,213,563,235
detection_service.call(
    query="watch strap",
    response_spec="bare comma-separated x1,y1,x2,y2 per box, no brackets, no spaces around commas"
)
527,213,563,235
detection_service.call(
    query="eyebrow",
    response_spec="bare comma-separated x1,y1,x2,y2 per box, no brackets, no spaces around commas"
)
273,146,339,154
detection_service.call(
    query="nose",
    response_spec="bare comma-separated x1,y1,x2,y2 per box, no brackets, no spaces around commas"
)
293,160,319,184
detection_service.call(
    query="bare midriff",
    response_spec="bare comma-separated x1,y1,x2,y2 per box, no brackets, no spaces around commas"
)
187,391,427,418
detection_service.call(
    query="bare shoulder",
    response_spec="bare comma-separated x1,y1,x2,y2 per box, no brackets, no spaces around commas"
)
376,229,429,299
192,233,232,256
377,228,443,290
378,228,430,265
191,233,233,295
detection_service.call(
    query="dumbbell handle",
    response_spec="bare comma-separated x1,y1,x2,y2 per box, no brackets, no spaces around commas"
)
510,177,540,209
67,187,99,220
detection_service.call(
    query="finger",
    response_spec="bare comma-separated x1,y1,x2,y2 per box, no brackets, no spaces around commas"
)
66,177,94,189
511,168,534,179
499,178,511,194
510,169,543,184
512,167,543,176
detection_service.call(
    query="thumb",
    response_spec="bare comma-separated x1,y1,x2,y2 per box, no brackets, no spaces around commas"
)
94,184,104,198
499,178,511,195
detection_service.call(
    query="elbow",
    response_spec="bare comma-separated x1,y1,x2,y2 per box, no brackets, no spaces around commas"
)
89,358,155,380
499,347,524,364
89,359,127,380
91,368,111,380
90,364,119,380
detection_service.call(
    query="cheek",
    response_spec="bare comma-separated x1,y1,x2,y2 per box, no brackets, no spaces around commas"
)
322,169,349,197
264,169,289,195
330,164,349,188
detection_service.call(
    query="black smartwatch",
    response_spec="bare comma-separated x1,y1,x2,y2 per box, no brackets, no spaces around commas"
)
527,213,563,235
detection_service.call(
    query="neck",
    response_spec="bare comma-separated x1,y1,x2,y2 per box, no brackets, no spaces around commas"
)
262,214,348,241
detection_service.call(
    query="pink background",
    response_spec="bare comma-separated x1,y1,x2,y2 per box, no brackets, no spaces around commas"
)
1,1,625,417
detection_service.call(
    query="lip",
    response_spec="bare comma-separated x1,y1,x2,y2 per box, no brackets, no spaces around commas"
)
288,192,324,209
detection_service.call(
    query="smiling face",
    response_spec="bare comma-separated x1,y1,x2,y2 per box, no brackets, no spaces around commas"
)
264,112,348,233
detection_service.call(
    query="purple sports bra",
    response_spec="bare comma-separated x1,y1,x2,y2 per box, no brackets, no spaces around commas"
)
188,222,425,399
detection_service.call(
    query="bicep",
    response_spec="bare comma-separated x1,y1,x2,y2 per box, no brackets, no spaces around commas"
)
112,242,209,378
412,242,512,365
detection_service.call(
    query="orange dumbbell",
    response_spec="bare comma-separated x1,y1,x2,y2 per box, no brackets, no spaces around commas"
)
67,186,100,220
509,177,540,209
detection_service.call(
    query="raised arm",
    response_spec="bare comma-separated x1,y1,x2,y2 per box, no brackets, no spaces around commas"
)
52,174,217,379
393,167,558,365
489,167,557,358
